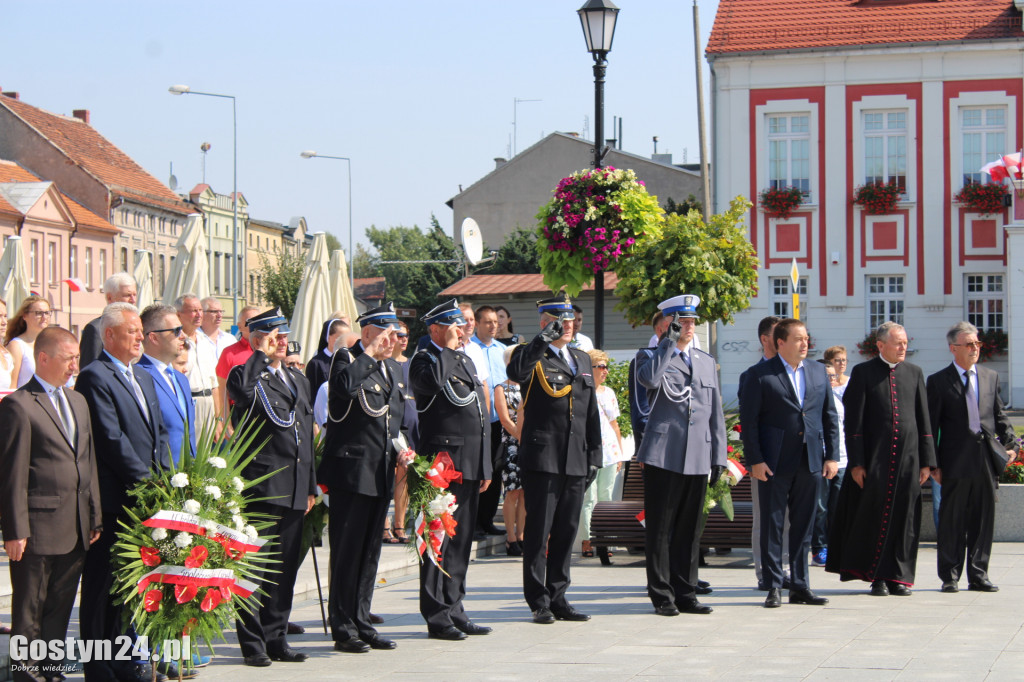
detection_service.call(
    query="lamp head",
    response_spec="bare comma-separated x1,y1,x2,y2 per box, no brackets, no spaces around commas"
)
168,84,191,95
577,0,619,56
300,150,318,159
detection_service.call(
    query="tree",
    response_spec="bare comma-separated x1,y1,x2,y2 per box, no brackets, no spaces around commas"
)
324,232,342,253
613,196,759,327
488,228,541,274
256,248,305,319
665,195,703,216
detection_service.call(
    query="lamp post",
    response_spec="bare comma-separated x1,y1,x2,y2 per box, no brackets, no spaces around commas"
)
168,84,239,325
299,151,354,288
577,0,619,350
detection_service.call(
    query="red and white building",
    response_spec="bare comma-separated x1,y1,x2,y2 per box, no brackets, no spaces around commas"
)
707,0,1024,401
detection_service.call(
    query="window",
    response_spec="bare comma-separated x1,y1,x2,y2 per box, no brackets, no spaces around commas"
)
158,255,166,293
47,242,56,284
249,274,255,301
29,239,39,283
99,249,108,284
962,107,1006,185
864,111,907,193
69,245,78,279
966,274,1004,331
767,114,810,195
769,276,808,318
85,248,93,288
213,252,221,293
867,275,904,329
121,247,129,273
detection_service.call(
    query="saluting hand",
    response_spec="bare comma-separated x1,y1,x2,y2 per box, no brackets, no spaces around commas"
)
665,314,682,343
258,329,278,356
444,323,462,350
539,318,563,343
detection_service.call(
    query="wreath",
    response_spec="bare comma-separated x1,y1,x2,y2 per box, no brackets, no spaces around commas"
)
536,167,664,297
398,437,461,574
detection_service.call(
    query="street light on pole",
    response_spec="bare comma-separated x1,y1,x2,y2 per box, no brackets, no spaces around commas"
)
577,0,619,350
168,84,239,327
299,151,354,289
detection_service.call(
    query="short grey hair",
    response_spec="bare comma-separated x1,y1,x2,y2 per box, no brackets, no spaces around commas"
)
946,321,979,345
99,302,140,335
200,296,220,310
174,293,200,312
141,304,178,334
875,321,905,343
103,272,136,295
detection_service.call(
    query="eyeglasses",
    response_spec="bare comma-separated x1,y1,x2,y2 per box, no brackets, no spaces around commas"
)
203,309,224,316
953,342,982,349
397,333,409,339
29,310,52,318
832,358,847,364
594,364,609,370
151,326,184,336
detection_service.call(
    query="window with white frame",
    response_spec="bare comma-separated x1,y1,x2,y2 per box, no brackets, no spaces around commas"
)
99,249,107,284
867,275,904,329
47,242,56,284
29,239,39,283
864,110,907,193
962,107,1007,186
965,274,1004,331
121,247,129,273
69,245,78,279
767,114,810,195
769,276,808,318
84,248,93,288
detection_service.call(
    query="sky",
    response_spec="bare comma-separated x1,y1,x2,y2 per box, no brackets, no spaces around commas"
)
3,0,720,254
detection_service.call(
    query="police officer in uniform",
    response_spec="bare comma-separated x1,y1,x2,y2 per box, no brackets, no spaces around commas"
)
320,303,405,653
227,308,317,667
409,299,492,641
507,295,601,624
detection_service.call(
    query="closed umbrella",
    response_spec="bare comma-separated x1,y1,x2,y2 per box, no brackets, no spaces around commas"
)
163,214,210,304
0,235,31,312
133,249,155,311
290,233,332,363
328,248,361,331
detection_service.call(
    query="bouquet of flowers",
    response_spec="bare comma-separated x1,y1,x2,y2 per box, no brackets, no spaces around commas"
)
706,410,746,519
112,422,276,672
401,436,461,574
536,167,664,296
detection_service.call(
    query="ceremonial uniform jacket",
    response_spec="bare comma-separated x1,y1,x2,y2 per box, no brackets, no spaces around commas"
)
507,336,601,477
228,350,317,511
320,341,405,497
409,342,491,481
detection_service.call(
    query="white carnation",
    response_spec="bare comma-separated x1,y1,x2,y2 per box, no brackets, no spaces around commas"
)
244,525,258,540
208,456,227,469
151,527,168,541
427,495,448,517
232,477,245,493
170,473,189,488
232,515,245,530
182,499,201,515
204,485,222,500
173,532,192,548
203,520,219,535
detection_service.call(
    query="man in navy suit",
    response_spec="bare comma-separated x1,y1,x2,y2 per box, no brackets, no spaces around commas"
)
75,302,170,681
740,318,839,608
137,304,196,465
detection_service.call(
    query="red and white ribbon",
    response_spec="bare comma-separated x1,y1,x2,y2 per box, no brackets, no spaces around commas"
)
143,510,267,554
136,565,259,598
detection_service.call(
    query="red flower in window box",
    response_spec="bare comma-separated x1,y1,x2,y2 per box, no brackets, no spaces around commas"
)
954,182,1008,215
853,182,902,215
758,186,805,219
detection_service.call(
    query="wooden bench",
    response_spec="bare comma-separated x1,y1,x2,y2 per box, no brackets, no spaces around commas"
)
589,460,754,566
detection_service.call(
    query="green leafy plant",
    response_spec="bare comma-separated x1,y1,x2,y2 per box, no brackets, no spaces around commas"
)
758,186,805,219
705,407,745,519
1000,460,1024,484
300,431,328,560
954,182,1008,215
978,328,1008,362
603,359,632,438
853,181,902,215
256,248,305,319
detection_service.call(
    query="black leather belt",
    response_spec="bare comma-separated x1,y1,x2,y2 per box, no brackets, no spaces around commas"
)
191,389,212,397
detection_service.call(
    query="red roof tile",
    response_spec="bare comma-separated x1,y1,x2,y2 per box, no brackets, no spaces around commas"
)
707,0,1024,55
0,95,192,216
354,277,386,302
440,272,618,297
0,160,117,233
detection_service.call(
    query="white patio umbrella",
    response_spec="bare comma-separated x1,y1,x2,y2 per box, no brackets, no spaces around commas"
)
133,249,155,311
162,214,210,304
290,233,332,363
328,248,361,331
0,235,31,312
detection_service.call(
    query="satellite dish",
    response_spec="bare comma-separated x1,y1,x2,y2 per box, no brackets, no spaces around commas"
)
461,217,484,265
169,174,178,191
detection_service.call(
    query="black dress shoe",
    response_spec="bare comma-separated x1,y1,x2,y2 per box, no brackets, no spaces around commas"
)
551,605,591,621
268,648,308,662
334,638,371,653
532,608,556,624
887,582,911,596
968,580,999,592
757,581,767,591
244,653,272,667
428,625,467,640
764,588,782,608
482,524,504,535
369,613,384,624
941,581,959,593
287,622,305,635
363,634,397,650
789,588,829,605
677,598,713,614
696,581,713,595
654,603,680,616
870,580,889,596
454,620,492,635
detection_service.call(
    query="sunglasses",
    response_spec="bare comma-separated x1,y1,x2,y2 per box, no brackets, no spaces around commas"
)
397,333,409,339
151,326,184,336
594,364,609,370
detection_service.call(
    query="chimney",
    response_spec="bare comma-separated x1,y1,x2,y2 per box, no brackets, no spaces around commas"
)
1,91,19,101
72,109,90,124
494,157,507,169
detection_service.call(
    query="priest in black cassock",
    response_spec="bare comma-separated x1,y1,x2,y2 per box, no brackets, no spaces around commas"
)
826,321,936,596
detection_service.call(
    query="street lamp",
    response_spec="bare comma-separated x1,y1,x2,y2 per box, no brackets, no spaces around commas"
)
169,84,240,326
299,151,354,289
577,0,619,349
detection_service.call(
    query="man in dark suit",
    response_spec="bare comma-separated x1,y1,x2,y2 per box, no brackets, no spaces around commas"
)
227,308,317,667
75,302,171,682
0,327,102,682
137,304,196,465
740,318,839,609
320,304,404,653
78,272,137,369
507,295,601,625
409,299,492,641
927,321,1016,593
636,295,726,617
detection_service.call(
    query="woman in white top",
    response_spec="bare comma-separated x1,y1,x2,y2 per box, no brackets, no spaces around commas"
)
0,298,12,391
824,345,850,388
6,295,51,388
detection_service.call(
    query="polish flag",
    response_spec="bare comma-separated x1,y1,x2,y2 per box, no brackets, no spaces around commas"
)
63,278,85,292
635,510,646,528
727,458,747,483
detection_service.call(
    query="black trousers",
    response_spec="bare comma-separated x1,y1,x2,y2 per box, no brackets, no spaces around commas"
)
327,489,390,642
643,466,707,607
476,426,504,530
236,503,305,658
937,473,995,584
11,543,85,682
419,478,480,630
81,513,131,681
757,465,818,590
521,470,586,611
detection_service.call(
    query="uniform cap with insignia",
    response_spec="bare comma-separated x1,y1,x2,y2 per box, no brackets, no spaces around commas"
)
537,293,576,320
422,298,468,326
658,294,701,319
357,301,401,330
248,307,292,334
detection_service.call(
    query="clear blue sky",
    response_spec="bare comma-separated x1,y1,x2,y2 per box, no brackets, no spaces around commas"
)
4,0,720,253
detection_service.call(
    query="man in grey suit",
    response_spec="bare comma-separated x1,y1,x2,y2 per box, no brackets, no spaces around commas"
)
636,295,727,616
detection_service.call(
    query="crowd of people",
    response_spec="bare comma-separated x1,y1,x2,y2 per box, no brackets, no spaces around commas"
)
0,271,1018,680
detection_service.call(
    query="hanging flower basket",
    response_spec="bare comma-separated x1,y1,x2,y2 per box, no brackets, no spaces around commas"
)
954,182,1008,215
536,167,664,297
758,186,805,219
853,181,902,215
